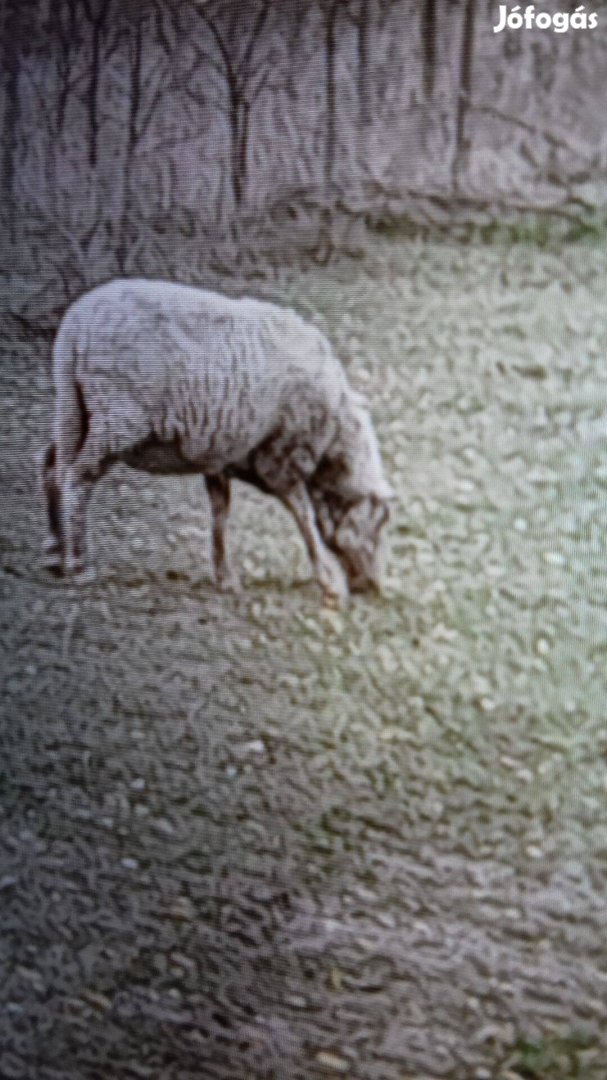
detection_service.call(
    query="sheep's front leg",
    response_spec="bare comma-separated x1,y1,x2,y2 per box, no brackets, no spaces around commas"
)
205,474,234,589
282,481,347,605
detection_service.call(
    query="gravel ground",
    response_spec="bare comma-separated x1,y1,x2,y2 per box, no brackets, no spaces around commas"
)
1,233,607,1079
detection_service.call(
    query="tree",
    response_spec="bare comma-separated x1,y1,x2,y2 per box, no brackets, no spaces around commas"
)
81,0,112,169
182,0,278,208
421,0,437,99
54,0,81,137
114,2,171,266
453,0,476,189
354,0,372,125
318,0,346,192
2,0,22,241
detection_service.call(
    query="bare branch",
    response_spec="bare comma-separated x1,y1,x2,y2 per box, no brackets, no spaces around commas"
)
467,99,594,165
240,0,271,80
193,7,236,84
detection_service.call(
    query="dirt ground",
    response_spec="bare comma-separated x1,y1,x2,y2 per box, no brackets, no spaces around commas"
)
1,233,607,1079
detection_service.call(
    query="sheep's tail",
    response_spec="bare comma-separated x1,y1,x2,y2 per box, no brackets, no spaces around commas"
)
52,318,89,472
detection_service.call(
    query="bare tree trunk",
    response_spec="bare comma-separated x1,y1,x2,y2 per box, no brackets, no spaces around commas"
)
83,0,111,169
452,0,476,191
56,0,78,136
2,0,21,243
87,22,101,168
422,0,437,99
192,1,271,212
117,12,144,270
357,0,372,125
229,88,243,206
238,101,251,203
324,1,339,192
127,13,143,167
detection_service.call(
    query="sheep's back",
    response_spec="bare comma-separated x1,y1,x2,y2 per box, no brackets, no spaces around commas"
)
57,280,348,467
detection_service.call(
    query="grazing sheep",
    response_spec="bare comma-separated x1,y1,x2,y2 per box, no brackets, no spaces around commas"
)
40,279,393,601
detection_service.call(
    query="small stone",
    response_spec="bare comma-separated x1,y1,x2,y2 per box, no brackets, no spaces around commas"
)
120,857,139,870
166,896,195,921
152,818,175,836
171,953,197,973
516,768,533,783
243,739,265,754
82,990,112,1012
315,1051,349,1073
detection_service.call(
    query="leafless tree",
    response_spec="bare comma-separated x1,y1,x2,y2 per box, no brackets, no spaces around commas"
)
453,0,476,190
2,0,604,274
114,3,171,266
2,0,22,241
181,0,278,208
354,0,372,125
81,0,112,168
54,0,81,137
422,0,437,99
318,0,346,192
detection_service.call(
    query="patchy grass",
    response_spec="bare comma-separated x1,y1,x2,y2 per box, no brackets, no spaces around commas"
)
509,1030,599,1079
1,231,607,1079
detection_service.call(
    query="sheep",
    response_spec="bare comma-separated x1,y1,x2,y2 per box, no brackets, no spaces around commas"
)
40,279,393,602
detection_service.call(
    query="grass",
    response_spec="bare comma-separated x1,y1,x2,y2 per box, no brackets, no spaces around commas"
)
2,225,607,1076
509,1031,598,1079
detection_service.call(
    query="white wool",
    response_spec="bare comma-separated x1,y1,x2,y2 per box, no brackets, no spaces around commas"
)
52,279,389,500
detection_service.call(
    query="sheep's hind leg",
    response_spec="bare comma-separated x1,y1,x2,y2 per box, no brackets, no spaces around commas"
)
39,443,64,574
281,481,347,605
61,468,99,582
61,440,107,583
205,474,236,589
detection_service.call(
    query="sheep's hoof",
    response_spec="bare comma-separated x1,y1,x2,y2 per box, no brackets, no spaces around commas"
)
321,576,349,610
322,591,343,611
41,545,64,575
318,556,348,609
65,559,97,586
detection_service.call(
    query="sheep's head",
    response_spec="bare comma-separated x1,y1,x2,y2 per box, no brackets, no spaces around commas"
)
312,487,393,594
